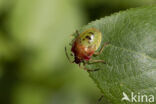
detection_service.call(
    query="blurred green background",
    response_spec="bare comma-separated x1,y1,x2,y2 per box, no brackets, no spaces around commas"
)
0,0,155,104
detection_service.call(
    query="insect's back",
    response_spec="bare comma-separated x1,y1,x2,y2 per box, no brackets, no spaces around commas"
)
71,28,102,62
78,28,102,51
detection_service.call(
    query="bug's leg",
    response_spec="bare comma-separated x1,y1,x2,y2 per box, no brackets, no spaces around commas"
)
94,42,109,56
91,42,109,64
65,46,73,63
75,30,80,36
86,59,106,71
96,95,104,104
81,61,100,72
82,61,86,66
87,68,100,72
79,63,90,71
79,61,87,70
70,30,79,37
89,59,106,64
70,53,73,56
79,63,82,69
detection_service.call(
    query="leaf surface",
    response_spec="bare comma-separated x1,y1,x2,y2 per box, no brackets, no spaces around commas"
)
78,6,156,104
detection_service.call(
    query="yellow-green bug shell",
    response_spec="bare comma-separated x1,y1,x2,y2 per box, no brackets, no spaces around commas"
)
71,28,102,63
78,28,102,51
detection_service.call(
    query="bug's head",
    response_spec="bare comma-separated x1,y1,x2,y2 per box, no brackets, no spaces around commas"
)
65,46,82,64
73,56,82,64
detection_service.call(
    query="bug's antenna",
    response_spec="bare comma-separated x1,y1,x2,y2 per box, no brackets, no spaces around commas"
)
65,46,72,63
96,95,104,104
76,30,80,36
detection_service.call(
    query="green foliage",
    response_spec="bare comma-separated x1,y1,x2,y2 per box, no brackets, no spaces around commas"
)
77,6,156,104
0,0,156,104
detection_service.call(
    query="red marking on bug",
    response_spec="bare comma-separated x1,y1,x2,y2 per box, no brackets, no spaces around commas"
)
71,40,94,64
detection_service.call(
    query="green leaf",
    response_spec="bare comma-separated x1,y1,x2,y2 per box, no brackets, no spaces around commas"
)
78,6,156,104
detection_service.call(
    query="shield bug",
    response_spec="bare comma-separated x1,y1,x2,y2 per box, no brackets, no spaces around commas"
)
65,28,108,71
